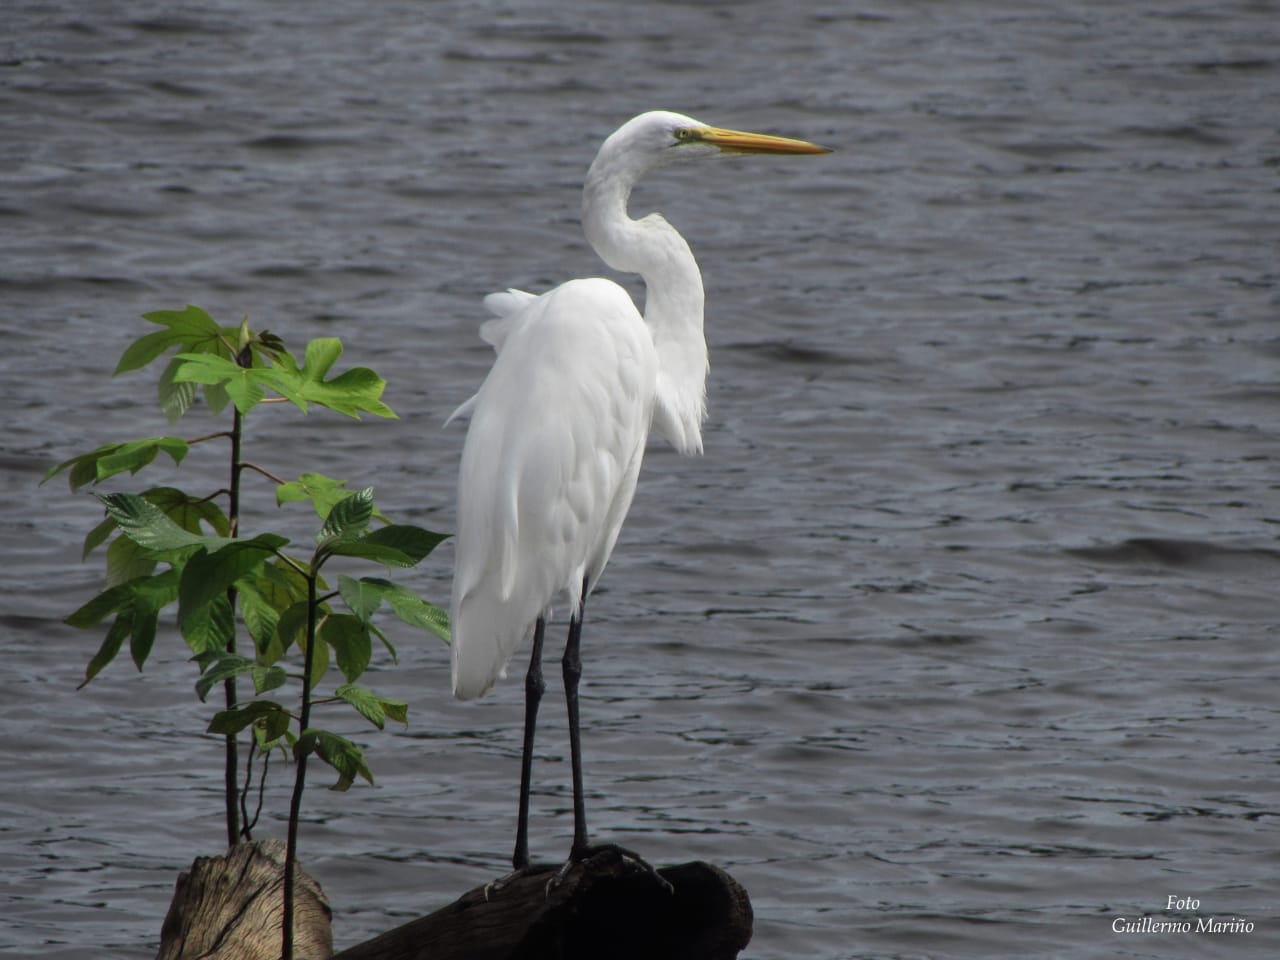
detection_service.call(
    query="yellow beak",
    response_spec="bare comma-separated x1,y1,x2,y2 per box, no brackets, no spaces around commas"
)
696,126,830,155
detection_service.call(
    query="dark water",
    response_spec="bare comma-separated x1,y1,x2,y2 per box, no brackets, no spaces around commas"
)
3,1,1278,957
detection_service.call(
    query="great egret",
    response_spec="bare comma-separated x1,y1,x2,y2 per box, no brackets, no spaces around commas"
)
448,110,827,871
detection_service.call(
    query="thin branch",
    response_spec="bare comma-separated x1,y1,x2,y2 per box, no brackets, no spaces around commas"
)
240,460,289,486
185,430,234,445
276,552,309,576
239,737,258,841
246,743,270,836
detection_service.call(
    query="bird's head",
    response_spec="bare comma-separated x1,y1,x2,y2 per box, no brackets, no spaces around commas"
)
601,110,830,172
582,110,829,276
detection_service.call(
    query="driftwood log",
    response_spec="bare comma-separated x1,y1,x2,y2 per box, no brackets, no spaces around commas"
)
333,847,753,960
156,838,333,960
155,843,751,960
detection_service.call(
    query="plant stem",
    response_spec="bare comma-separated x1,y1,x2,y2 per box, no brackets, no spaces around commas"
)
222,400,244,849
283,566,319,960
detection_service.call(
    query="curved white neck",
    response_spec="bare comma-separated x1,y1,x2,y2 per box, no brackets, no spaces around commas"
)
582,148,708,454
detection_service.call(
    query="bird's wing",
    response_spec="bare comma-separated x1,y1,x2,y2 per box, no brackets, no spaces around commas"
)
450,278,657,699
479,287,538,352
444,288,541,427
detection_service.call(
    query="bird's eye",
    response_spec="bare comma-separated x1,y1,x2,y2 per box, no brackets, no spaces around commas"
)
673,128,698,144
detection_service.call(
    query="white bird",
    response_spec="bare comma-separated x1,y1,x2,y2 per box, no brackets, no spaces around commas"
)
448,110,828,870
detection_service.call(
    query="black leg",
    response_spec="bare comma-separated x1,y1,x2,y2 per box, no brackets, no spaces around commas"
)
513,617,546,871
546,582,674,895
563,585,589,860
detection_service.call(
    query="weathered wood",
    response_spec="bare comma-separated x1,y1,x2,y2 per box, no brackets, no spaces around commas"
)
157,838,332,960
332,847,753,960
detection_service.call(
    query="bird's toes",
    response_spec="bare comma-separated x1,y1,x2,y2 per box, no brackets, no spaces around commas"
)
484,862,556,901
565,842,675,895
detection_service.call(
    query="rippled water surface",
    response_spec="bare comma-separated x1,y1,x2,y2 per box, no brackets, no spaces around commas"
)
3,2,1278,957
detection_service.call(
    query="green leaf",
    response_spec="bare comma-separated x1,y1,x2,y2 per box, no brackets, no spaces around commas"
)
82,515,117,560
124,568,181,669
338,575,450,644
289,338,397,420
253,329,288,360
79,612,132,688
301,337,342,382
252,664,288,696
194,652,284,701
168,335,395,420
208,700,292,741
145,486,231,539
157,356,198,423
129,567,182,611
384,588,450,644
180,592,235,656
258,558,309,610
335,683,407,730
314,367,396,419
66,584,133,628
277,473,346,515
171,353,268,415
324,526,450,570
380,698,408,725
177,537,284,626
362,525,449,565
320,614,372,683
237,579,281,654
97,492,210,552
334,683,386,728
261,339,396,419
298,617,330,690
204,378,232,417
254,723,292,753
194,651,254,702
84,487,229,565
97,437,190,480
242,355,307,414
276,472,391,524
99,492,286,566
115,305,231,375
275,600,311,656
324,540,413,567
369,621,398,662
295,729,373,791
106,534,157,587
66,570,180,675
337,574,382,623
118,329,192,376
129,612,158,670
317,488,374,545
43,438,190,491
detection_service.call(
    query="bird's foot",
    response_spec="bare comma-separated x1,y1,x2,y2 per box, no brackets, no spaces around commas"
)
545,842,674,896
483,861,557,902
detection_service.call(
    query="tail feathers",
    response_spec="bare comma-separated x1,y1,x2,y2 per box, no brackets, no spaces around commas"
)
482,287,537,319
443,392,478,427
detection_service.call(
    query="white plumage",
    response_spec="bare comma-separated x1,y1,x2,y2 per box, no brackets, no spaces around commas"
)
450,278,656,699
442,110,826,868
